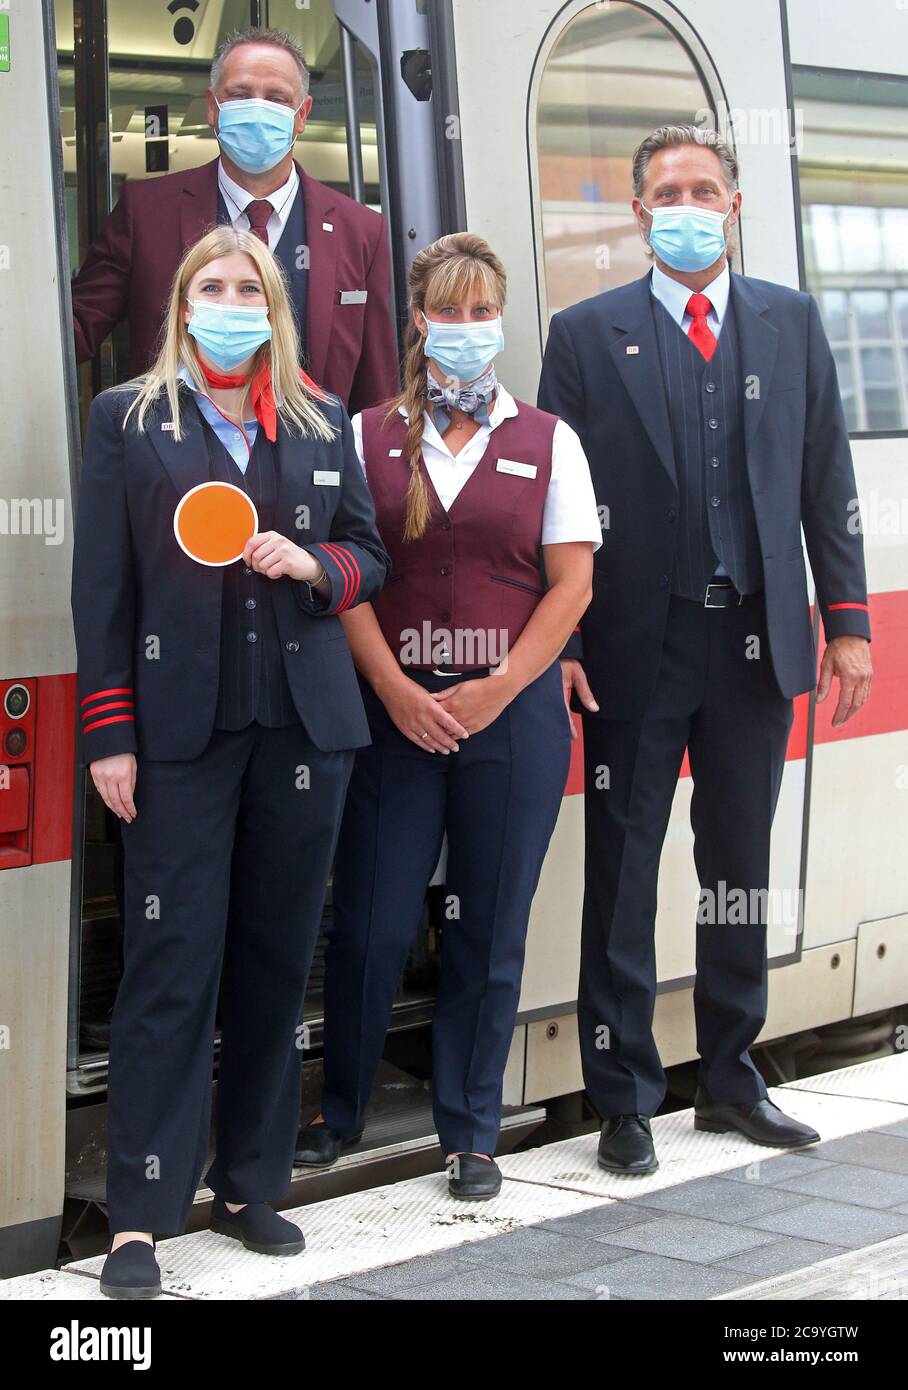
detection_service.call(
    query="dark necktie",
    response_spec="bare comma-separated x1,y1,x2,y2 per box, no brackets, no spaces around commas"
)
245,199,273,245
686,292,717,362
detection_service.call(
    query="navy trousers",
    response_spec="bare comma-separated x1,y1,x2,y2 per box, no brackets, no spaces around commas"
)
107,722,353,1233
322,662,571,1156
578,593,794,1118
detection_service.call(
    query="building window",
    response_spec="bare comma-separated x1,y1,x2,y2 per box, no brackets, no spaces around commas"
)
533,1,718,318
794,68,908,434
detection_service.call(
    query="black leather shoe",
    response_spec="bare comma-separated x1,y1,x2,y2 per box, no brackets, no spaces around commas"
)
694,1088,821,1147
448,1153,502,1200
99,1237,161,1300
293,1123,364,1168
209,1197,305,1255
598,1115,659,1174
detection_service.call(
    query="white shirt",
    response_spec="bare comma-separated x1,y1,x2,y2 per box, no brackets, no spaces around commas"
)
351,385,602,551
217,160,300,253
650,261,730,340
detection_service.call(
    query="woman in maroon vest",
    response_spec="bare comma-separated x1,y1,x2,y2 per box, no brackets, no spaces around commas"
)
296,233,601,1198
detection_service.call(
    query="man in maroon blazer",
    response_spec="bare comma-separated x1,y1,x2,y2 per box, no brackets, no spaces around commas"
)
70,26,399,414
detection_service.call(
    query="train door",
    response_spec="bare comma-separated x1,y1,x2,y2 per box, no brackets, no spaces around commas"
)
440,0,908,1104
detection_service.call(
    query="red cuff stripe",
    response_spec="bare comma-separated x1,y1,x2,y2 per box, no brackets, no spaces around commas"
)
83,714,135,734
81,687,133,706
325,543,361,611
81,700,133,720
322,542,353,611
828,602,870,612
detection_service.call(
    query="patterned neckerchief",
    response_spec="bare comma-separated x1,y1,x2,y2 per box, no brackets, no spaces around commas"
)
425,363,499,435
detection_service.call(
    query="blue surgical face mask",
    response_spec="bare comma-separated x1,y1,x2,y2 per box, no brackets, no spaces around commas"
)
186,299,272,371
214,96,301,175
641,201,733,272
421,314,505,385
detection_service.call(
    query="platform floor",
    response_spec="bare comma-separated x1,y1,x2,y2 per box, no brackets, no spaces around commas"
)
3,1056,907,1301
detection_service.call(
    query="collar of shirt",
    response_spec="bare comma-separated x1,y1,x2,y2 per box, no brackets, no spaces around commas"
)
217,159,299,226
650,261,730,331
399,381,518,454
176,363,258,472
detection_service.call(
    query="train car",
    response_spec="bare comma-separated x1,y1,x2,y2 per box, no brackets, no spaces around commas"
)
1,0,906,1278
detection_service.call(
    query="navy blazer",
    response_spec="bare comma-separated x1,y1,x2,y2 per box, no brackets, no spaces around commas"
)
539,270,871,718
71,384,390,763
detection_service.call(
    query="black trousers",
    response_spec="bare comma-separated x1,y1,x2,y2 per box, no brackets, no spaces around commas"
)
107,722,353,1234
322,663,571,1156
578,593,794,1118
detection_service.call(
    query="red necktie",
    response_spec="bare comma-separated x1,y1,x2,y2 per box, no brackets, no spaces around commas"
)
245,199,273,245
686,293,717,362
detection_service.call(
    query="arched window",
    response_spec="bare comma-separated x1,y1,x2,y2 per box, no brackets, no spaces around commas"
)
532,1,725,320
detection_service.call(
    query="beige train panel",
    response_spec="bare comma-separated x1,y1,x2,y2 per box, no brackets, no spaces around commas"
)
523,1015,584,1105
501,1025,527,1109
803,734,908,951
853,914,908,1018
519,793,584,1015
0,861,71,1230
0,3,76,679
758,940,856,1044
850,440,908,599
787,0,908,75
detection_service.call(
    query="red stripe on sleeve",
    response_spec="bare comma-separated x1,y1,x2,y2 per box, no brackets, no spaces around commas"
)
326,544,361,610
82,713,135,735
828,602,870,612
81,700,134,721
321,542,353,611
81,687,133,706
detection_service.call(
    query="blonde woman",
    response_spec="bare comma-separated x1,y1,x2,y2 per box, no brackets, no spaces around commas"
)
295,233,601,1198
71,226,389,1297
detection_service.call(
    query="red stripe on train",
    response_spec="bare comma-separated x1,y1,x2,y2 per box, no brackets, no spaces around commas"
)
563,588,908,796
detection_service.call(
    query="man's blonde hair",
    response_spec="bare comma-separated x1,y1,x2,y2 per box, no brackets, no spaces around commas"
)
121,225,335,443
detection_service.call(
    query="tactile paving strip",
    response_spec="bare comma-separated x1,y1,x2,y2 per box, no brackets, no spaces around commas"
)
496,1084,908,1198
784,1055,908,1107
62,1173,603,1300
0,1269,182,1301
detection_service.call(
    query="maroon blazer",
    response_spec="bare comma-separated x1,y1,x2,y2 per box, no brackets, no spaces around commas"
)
70,158,400,415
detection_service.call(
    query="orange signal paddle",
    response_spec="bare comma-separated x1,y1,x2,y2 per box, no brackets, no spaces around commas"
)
174,481,259,567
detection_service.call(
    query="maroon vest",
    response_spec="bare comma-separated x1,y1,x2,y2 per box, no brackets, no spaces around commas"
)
361,400,558,670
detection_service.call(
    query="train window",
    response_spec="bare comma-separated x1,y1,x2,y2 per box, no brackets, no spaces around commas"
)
793,68,908,434
533,0,717,317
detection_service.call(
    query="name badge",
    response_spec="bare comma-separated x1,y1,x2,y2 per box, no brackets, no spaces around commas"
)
314,470,340,486
496,459,537,479
339,290,368,305
161,422,174,431
389,448,403,457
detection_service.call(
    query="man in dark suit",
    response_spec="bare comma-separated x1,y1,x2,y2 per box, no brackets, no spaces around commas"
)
70,25,399,413
539,124,872,1174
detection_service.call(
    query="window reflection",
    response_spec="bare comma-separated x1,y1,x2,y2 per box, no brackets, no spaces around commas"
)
534,1,716,317
795,68,908,432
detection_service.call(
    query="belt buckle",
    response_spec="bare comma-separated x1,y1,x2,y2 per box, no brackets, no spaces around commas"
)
704,580,743,608
432,667,463,677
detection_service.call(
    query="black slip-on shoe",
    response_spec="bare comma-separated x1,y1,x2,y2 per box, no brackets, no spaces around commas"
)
694,1089,820,1147
598,1115,659,1174
293,1123,363,1168
448,1153,503,1200
99,1237,161,1300
209,1197,305,1255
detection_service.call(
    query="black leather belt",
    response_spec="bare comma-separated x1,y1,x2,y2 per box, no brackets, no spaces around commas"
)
703,578,745,608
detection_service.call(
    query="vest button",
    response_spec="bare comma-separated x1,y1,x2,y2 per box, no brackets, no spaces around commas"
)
285,640,300,653
705,381,717,393
667,508,676,522
659,574,669,589
708,418,719,429
246,631,258,643
710,496,721,507
245,598,257,610
440,611,451,622
710,456,720,468
440,566,451,576
243,566,253,576
440,520,452,531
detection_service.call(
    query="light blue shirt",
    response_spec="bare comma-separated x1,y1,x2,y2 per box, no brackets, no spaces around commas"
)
177,364,258,474
650,263,732,580
650,262,730,341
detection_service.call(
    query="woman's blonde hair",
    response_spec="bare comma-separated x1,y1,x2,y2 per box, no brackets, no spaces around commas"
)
385,232,507,541
121,225,335,443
